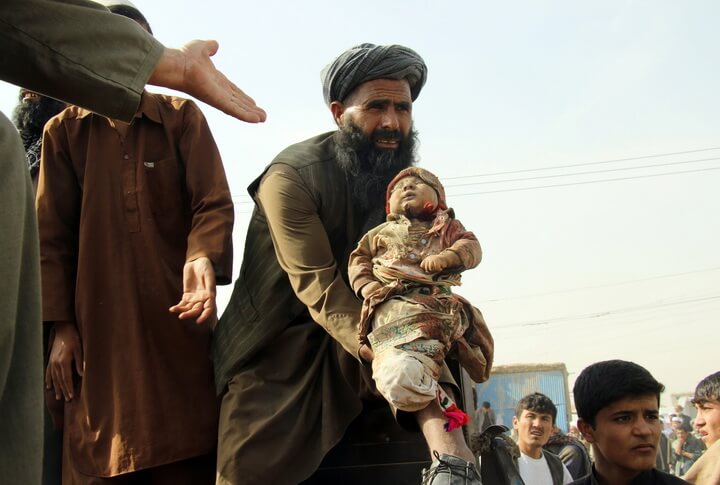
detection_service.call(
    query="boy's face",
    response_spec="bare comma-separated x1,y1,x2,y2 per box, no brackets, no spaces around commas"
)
388,175,439,217
579,394,661,478
513,408,554,456
695,400,720,446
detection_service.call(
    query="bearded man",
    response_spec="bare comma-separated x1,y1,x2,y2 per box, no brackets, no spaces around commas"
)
213,43,491,485
11,89,65,189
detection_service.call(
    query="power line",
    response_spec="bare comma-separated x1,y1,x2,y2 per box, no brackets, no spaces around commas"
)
447,166,720,197
444,156,720,188
492,294,720,330
441,146,720,180
477,266,720,303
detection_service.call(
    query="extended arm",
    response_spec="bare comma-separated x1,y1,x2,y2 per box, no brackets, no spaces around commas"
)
169,100,234,324
0,0,265,123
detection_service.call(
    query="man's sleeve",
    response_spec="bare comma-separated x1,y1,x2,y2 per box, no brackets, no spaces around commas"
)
179,101,234,284
36,117,82,323
0,0,164,121
256,165,362,358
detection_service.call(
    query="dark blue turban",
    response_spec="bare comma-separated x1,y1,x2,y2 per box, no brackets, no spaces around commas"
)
321,43,427,106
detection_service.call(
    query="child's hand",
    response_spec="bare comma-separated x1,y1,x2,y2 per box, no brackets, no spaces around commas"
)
421,251,461,273
361,281,383,299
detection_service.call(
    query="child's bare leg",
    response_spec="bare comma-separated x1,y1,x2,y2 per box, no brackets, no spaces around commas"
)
415,387,475,463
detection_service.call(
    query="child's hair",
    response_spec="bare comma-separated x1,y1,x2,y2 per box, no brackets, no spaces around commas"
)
692,371,720,405
573,360,664,427
515,392,557,425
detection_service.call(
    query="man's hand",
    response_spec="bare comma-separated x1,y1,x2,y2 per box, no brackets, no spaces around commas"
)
149,40,267,123
169,257,217,325
46,321,83,402
421,251,461,273
359,343,374,364
360,281,383,300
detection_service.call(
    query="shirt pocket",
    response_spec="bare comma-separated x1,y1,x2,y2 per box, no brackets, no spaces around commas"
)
141,157,185,216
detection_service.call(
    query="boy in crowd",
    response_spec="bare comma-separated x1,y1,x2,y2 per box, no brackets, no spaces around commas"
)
512,392,574,485
571,360,689,484
683,371,720,484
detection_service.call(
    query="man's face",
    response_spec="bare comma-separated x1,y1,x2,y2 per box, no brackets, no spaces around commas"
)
579,395,661,478
337,78,413,150
513,408,554,456
695,400,720,446
388,175,438,217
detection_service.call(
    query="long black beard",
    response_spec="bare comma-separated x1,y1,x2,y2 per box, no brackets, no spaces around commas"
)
11,94,66,150
334,121,417,216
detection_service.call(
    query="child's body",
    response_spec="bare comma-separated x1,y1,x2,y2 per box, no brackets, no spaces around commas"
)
348,167,493,430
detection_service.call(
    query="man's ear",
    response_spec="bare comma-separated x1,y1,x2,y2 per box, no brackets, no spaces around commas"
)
577,418,595,443
330,101,346,126
512,415,519,431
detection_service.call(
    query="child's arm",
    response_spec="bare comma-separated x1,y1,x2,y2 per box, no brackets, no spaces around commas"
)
348,231,383,300
421,220,481,273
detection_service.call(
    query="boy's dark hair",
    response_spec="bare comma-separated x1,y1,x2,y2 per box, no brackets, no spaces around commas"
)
515,392,557,425
692,371,720,405
573,360,665,427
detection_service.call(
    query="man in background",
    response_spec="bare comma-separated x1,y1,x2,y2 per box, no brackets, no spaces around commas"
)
11,89,65,189
0,0,263,483
38,4,234,483
512,392,574,484
683,371,720,484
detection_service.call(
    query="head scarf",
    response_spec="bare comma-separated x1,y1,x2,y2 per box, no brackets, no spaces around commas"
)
321,43,427,106
385,167,447,215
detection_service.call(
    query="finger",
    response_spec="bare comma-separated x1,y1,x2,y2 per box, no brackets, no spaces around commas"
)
59,361,73,401
74,344,84,377
195,301,215,325
178,301,204,320
45,363,53,389
200,39,219,57
51,366,62,400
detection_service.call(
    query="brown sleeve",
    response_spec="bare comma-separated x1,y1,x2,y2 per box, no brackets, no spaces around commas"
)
179,101,234,285
36,117,81,323
256,165,362,359
348,231,378,298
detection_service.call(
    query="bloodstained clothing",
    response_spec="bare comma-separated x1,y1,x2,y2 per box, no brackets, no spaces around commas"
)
37,92,233,478
348,210,493,385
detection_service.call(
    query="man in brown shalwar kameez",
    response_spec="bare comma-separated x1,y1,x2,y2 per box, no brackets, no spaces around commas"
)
37,4,234,484
213,44,493,485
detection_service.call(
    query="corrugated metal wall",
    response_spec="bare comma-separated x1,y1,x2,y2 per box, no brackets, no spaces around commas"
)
475,370,570,432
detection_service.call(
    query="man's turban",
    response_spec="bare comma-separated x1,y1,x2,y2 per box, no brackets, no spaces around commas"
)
321,43,427,106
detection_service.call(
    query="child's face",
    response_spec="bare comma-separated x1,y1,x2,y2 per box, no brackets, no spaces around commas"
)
388,175,438,217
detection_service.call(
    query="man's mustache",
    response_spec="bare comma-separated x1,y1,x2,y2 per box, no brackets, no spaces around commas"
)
372,129,403,143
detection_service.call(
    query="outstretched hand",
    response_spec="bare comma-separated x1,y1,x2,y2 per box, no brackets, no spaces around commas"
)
150,40,267,123
169,257,217,326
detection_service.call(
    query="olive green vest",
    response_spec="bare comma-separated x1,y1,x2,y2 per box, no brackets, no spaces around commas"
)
212,131,384,392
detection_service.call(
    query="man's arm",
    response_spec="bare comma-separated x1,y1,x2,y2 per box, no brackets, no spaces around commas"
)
0,0,265,123
256,165,362,359
169,100,234,324
36,117,84,401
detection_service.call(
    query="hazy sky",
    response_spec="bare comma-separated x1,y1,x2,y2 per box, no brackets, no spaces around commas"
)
3,0,718,408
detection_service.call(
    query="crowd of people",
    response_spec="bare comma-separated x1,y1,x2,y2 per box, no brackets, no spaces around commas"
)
470,365,719,485
0,1,718,485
